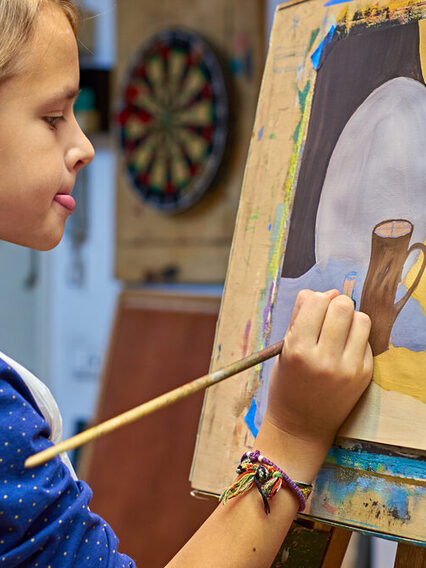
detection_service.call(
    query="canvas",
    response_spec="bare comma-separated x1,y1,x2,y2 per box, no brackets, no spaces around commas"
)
191,0,426,539
252,6,426,451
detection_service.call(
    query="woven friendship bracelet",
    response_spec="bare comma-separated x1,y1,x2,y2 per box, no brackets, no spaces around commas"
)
219,450,313,514
243,450,312,512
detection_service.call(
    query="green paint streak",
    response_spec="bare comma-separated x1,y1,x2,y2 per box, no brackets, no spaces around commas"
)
243,20,326,398
292,122,301,144
268,133,277,140
298,81,311,112
292,81,311,143
249,83,314,393
306,28,320,54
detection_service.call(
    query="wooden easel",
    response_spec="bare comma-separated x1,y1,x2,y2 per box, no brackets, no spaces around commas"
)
190,0,426,564
271,522,425,567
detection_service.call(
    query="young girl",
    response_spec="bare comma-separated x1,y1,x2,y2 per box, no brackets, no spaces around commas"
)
0,1,373,566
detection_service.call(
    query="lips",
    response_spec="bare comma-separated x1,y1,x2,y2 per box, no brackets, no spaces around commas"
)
54,193,76,213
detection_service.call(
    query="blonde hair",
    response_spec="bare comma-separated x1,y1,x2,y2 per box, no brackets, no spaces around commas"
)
0,0,79,81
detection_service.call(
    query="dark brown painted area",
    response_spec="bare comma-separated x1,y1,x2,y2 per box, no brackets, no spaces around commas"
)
282,21,424,278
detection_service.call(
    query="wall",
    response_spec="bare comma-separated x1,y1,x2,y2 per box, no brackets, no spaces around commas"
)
48,149,121,440
0,245,39,374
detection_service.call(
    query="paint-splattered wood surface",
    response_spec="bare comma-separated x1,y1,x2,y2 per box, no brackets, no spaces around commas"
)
114,0,265,283
191,0,426,542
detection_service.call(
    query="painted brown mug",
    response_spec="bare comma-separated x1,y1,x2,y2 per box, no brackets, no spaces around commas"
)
359,219,426,357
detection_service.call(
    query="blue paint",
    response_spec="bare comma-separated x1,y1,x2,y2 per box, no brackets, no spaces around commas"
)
326,446,426,480
387,486,410,520
311,25,336,70
268,223,272,232
257,126,265,141
312,445,425,538
314,467,425,516
216,344,222,362
244,398,259,437
291,16,300,30
324,0,354,6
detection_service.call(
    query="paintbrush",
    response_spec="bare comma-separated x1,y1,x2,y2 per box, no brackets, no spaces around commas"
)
25,339,284,469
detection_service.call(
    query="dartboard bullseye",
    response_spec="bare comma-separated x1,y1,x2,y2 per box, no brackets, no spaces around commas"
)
118,29,229,213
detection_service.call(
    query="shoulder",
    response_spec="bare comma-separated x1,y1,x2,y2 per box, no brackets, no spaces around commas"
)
0,356,136,566
0,356,43,419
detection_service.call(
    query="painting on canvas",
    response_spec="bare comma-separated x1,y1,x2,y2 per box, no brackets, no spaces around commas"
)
252,7,426,450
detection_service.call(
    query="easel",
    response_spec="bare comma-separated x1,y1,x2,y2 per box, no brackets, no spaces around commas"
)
190,0,426,564
271,522,425,567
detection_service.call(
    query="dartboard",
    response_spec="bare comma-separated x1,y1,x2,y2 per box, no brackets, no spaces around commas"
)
118,30,229,213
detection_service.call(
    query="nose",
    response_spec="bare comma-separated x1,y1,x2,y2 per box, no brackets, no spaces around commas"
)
65,118,95,173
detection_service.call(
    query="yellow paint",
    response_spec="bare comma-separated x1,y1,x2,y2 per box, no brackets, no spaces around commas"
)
338,1,426,31
419,19,426,86
374,346,426,403
405,238,426,314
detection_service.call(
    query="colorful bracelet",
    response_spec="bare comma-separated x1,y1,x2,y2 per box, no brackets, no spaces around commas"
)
219,450,313,514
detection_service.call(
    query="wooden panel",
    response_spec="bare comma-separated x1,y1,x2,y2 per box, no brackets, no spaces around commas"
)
191,0,426,542
115,0,265,283
79,290,219,567
271,522,351,568
271,522,331,568
394,542,426,568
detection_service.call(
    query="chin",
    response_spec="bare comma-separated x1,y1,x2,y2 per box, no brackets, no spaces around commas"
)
2,228,65,251
32,218,67,250
33,239,62,251
32,232,64,251
0,214,67,249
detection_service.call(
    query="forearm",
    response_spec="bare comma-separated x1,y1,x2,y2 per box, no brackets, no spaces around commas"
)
166,421,329,568
166,480,297,568
167,290,373,568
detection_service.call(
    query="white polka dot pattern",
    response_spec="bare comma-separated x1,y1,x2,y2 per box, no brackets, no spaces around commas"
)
0,358,136,567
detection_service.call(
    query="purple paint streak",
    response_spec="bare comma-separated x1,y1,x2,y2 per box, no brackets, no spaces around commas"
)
243,320,252,356
263,283,274,337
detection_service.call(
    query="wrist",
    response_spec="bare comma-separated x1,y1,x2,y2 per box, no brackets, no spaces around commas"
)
255,417,331,484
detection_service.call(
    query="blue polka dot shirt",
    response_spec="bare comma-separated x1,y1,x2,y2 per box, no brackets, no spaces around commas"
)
0,358,136,567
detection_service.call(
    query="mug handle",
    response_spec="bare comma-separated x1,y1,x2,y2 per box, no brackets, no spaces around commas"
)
394,242,426,317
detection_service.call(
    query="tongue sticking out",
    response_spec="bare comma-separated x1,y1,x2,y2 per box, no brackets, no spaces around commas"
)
54,194,75,213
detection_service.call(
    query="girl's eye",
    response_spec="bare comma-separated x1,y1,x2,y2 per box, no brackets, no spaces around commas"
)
45,116,65,129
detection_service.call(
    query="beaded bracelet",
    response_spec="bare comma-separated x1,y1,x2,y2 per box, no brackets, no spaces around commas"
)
219,450,313,514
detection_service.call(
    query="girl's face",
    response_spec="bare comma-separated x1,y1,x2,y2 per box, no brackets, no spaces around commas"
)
0,4,94,250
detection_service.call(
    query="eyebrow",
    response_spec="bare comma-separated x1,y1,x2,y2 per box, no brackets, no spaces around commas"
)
43,87,82,107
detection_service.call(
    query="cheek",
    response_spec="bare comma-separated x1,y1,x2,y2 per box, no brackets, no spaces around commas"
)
0,163,63,233
17,157,64,201
0,135,63,184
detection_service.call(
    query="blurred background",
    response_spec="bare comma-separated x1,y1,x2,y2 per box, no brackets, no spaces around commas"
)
0,0,399,566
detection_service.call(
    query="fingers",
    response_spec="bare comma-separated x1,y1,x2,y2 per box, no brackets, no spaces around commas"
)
325,289,341,300
345,311,372,370
288,289,339,346
364,343,374,380
317,295,356,355
287,290,305,329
